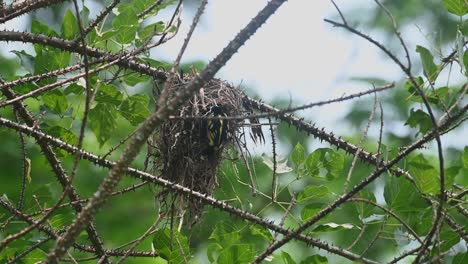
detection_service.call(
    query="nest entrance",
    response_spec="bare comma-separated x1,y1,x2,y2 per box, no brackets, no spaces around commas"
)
151,79,245,225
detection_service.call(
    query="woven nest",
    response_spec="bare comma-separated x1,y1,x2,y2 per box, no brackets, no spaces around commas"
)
151,78,245,225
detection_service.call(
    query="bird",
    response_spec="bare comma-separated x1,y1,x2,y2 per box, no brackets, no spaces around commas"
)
203,105,228,160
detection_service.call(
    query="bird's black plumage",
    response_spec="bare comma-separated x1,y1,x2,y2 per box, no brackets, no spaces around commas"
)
203,106,228,159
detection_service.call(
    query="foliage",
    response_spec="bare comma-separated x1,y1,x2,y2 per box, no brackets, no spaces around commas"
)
0,0,466,264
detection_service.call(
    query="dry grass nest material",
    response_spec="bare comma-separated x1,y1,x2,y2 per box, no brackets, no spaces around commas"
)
151,78,249,224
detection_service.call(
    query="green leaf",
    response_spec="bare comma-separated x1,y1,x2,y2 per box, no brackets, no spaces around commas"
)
138,58,172,70
116,25,139,44
439,230,460,252
119,94,151,126
95,84,124,106
31,19,58,36
209,222,241,246
137,0,176,19
462,146,468,169
297,185,330,204
62,9,79,40
89,103,118,146
384,174,427,213
64,83,85,95
41,90,68,114
414,208,434,235
464,50,468,76
46,126,77,145
311,223,354,233
49,213,73,230
112,8,138,44
20,248,47,264
123,70,150,86
405,76,425,101
117,0,150,14
442,0,468,16
249,225,272,241
138,22,165,40
445,166,460,188
304,148,344,180
113,8,138,28
453,252,467,264
217,244,254,264
152,228,191,264
300,255,328,264
300,204,322,221
34,48,71,75
11,50,35,74
207,243,222,263
291,143,305,167
281,251,297,264
416,45,439,82
408,154,439,194
79,6,90,27
430,86,449,104
405,108,433,136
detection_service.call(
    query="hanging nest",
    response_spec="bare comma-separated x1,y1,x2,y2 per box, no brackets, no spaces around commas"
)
150,78,249,225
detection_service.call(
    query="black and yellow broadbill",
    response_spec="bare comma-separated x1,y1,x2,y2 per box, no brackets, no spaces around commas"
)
204,105,228,159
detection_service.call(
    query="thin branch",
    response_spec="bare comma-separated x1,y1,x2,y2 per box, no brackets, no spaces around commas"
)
329,0,347,26
374,0,411,69
343,92,378,192
348,198,424,245
269,116,278,201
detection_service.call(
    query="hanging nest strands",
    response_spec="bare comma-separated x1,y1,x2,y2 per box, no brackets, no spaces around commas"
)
151,78,245,225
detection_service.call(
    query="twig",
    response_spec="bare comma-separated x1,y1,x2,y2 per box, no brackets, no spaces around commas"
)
343,91,378,192
169,83,395,121
348,198,424,245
